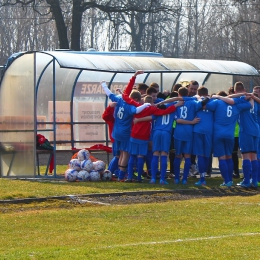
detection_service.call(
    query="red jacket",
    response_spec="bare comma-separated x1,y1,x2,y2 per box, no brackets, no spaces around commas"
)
130,105,176,140
102,105,115,143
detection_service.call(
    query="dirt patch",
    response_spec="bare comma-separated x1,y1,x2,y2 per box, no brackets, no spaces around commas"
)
0,187,258,213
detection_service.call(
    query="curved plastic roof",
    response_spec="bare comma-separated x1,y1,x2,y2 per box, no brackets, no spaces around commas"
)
40,51,259,76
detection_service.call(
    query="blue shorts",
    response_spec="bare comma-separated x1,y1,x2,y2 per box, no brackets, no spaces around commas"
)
152,130,171,153
113,139,130,153
193,132,212,157
174,139,192,155
213,137,234,157
239,132,258,153
129,141,148,156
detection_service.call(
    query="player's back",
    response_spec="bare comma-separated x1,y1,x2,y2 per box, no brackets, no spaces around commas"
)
174,100,201,141
112,97,136,141
153,103,176,133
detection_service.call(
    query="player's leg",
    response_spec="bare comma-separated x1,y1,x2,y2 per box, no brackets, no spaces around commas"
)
173,139,182,184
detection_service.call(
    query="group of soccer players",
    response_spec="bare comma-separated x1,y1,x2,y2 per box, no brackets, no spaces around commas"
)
101,71,260,189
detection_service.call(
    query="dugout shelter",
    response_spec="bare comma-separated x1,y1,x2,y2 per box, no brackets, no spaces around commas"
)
0,50,259,178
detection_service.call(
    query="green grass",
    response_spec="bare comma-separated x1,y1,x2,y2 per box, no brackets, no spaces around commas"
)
0,164,259,259
0,195,259,259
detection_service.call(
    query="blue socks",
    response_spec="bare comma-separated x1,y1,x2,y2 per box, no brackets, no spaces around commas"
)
219,159,229,183
251,160,258,183
160,155,168,181
108,156,119,174
127,155,137,180
151,155,159,180
174,157,181,180
182,158,191,181
137,157,144,181
226,158,234,182
242,159,251,184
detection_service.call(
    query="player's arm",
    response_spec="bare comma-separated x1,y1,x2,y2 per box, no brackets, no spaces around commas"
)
135,103,151,114
176,117,200,125
123,70,144,96
247,93,260,104
155,97,183,106
133,116,152,124
211,95,235,105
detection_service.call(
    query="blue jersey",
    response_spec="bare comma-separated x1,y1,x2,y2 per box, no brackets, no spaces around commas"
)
152,102,176,133
174,100,202,141
193,100,213,135
206,99,251,139
109,93,136,141
234,97,259,137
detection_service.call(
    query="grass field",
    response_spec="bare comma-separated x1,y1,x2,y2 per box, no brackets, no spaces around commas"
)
0,168,259,259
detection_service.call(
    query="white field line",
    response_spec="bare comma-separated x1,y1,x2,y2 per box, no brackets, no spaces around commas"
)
101,232,260,249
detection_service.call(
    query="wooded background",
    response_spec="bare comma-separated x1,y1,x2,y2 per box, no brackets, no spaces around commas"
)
1,0,259,84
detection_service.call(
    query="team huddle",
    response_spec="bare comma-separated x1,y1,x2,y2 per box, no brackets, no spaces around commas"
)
101,70,260,189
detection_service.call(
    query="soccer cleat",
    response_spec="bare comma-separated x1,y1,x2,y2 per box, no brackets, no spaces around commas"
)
149,179,156,184
195,180,206,186
220,181,233,188
159,179,169,185
182,179,188,185
237,181,251,188
232,173,240,179
174,179,180,184
250,181,258,189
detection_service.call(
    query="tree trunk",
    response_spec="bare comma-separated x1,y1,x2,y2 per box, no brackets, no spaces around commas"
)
71,0,83,51
46,0,69,49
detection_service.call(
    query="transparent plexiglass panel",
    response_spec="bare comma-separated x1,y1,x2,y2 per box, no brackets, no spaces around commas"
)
0,53,35,177
204,74,233,95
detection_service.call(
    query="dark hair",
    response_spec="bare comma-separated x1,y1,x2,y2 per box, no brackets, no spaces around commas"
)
198,86,208,96
172,83,182,92
217,90,228,97
169,91,178,98
137,83,149,92
178,86,189,97
228,86,235,94
157,92,166,100
146,86,157,95
190,80,199,86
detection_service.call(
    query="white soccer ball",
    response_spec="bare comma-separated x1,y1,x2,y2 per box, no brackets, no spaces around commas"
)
93,160,106,173
65,169,78,182
80,159,93,172
76,170,89,181
89,170,100,181
69,159,81,171
77,149,90,161
101,170,112,181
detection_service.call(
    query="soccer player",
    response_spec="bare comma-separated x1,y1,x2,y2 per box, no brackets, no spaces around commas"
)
149,99,184,184
192,86,213,186
206,90,252,187
101,80,150,181
122,95,181,182
173,87,203,185
231,82,259,188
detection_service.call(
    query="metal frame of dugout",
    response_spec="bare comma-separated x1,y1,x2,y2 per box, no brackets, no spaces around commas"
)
0,50,259,178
